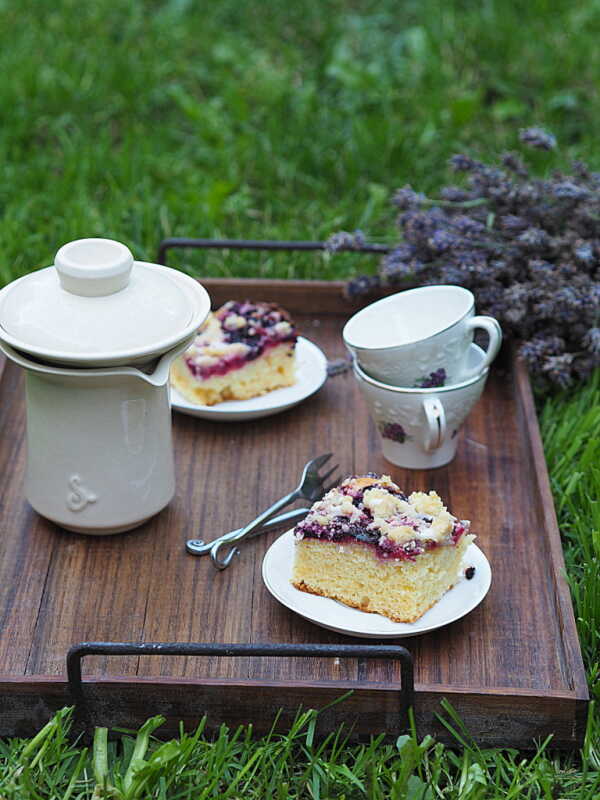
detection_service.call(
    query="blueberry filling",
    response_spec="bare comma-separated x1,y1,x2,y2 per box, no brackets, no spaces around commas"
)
451,521,467,544
296,515,465,562
218,301,297,352
185,300,298,380
295,516,372,542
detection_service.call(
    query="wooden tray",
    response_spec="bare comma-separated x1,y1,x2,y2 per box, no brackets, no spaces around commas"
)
0,279,588,748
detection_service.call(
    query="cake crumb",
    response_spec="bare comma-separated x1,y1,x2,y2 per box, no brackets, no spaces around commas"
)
385,525,417,545
409,490,445,516
363,487,404,518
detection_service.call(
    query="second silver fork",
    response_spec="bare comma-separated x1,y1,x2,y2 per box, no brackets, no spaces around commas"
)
209,453,340,570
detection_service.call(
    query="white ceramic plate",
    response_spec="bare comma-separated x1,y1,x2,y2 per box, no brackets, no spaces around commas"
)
169,337,328,421
262,530,491,638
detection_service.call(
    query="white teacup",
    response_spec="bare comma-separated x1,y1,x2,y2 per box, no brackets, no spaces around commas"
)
354,343,489,469
343,285,501,387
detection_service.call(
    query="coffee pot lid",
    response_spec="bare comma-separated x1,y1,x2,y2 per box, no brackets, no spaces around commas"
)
0,238,210,366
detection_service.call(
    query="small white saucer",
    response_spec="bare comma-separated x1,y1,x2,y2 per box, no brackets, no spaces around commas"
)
262,530,491,638
170,337,328,421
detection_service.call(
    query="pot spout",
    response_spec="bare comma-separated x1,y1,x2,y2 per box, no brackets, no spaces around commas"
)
133,337,194,387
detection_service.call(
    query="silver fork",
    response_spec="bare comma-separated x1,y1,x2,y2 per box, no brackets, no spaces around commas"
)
210,453,340,570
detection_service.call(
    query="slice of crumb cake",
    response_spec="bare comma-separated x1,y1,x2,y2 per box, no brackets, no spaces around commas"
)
292,474,474,623
171,300,298,406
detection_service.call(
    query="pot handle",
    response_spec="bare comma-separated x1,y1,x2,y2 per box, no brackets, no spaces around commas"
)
421,396,446,452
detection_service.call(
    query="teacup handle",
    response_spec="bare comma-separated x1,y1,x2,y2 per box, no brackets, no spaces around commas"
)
422,396,446,452
463,316,502,379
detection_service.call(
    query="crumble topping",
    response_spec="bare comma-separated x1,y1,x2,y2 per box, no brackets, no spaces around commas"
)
182,300,298,380
409,490,445,516
223,313,248,331
308,493,362,527
273,320,293,336
362,487,405,518
386,525,418,545
294,474,470,561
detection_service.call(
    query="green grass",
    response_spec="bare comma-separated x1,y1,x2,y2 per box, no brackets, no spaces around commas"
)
1,0,600,795
2,0,600,282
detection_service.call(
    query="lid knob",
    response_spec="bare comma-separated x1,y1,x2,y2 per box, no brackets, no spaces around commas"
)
55,238,134,297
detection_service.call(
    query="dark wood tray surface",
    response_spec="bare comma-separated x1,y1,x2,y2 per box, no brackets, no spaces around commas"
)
0,279,588,747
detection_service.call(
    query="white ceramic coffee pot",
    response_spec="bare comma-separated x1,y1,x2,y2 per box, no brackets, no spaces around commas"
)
0,238,211,534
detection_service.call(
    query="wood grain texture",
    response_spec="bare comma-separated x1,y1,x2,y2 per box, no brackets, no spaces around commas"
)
0,282,588,747
0,678,586,750
192,278,355,315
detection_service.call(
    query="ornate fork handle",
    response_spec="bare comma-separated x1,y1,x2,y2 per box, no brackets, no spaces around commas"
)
186,507,310,556
210,489,301,570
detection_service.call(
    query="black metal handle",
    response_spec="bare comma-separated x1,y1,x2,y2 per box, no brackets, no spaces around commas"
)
67,641,414,723
157,237,390,265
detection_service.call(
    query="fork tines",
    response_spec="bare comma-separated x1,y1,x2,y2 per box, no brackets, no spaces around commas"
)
311,452,333,469
320,464,341,494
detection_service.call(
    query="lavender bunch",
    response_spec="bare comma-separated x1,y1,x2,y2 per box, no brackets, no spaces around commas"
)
340,128,600,389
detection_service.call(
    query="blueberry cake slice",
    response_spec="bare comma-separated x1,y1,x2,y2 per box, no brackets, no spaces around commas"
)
171,300,298,406
292,474,474,623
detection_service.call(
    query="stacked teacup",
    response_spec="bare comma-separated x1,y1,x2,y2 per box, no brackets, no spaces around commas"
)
343,286,502,469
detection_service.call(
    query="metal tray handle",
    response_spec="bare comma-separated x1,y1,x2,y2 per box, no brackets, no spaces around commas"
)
67,641,414,727
157,237,390,265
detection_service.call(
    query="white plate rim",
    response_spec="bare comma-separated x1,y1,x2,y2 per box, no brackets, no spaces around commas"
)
262,529,492,638
169,336,328,421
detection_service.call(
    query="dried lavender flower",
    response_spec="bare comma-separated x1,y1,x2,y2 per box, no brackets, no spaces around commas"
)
574,242,595,264
449,154,483,172
325,230,366,252
552,181,589,201
519,335,566,365
541,354,574,388
392,185,425,210
517,227,550,249
344,273,382,299
501,152,529,177
427,228,458,254
583,327,600,354
500,215,529,232
519,127,557,150
440,186,473,202
337,128,600,389
380,244,419,284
